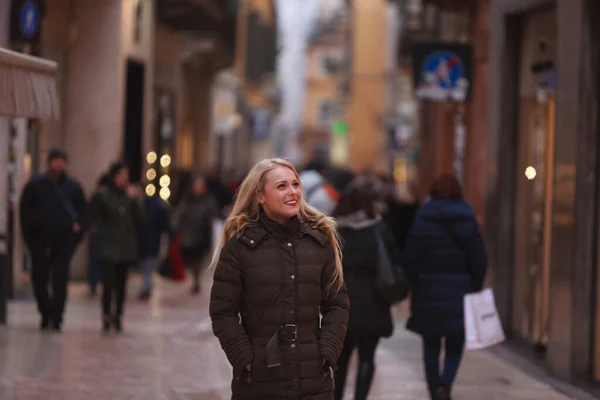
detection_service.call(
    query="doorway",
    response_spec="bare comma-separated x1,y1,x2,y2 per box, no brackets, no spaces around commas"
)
123,59,145,183
512,9,556,355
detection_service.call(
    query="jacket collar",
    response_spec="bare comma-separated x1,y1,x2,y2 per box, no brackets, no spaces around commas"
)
238,218,329,249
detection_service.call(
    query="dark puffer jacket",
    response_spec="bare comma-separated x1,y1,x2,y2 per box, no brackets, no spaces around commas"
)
403,199,487,336
86,187,145,264
210,213,350,400
337,213,399,338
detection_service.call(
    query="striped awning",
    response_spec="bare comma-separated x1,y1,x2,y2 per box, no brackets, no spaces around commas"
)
0,47,60,120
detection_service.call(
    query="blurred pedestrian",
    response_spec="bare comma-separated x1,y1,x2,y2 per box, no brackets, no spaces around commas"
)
19,148,86,332
87,161,144,334
333,185,402,400
88,173,110,297
403,175,487,400
383,180,420,251
172,175,218,294
299,159,339,216
206,165,234,218
209,158,349,399
137,183,172,300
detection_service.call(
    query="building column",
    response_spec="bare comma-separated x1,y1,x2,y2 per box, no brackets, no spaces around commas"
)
417,102,455,199
62,0,125,279
464,0,490,224
0,0,11,323
543,0,582,380
582,0,600,381
63,0,124,193
348,0,387,173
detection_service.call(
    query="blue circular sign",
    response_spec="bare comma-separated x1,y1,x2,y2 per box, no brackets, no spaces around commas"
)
422,51,465,89
20,0,41,39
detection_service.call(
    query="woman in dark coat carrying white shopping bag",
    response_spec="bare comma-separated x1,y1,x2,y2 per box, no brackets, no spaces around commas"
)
403,174,487,400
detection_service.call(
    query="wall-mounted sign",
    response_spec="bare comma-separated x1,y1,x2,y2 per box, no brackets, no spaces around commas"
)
251,109,271,140
10,0,43,44
412,42,473,102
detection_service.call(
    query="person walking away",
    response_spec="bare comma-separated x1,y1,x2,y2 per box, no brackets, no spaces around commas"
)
403,174,487,400
209,158,349,400
137,185,172,300
172,175,218,294
383,180,420,250
333,185,402,400
19,148,86,332
86,162,144,334
88,173,110,297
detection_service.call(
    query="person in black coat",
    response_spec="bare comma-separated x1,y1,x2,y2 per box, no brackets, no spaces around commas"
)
19,148,86,332
333,185,401,400
137,188,172,300
403,175,487,400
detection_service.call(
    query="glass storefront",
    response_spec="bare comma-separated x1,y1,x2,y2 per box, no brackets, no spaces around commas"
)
512,9,556,354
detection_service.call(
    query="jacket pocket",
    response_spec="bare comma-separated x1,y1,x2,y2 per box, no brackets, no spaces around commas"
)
232,368,252,398
299,342,327,379
251,345,286,382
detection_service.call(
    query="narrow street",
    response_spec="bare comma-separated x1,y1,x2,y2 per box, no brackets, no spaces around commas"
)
0,277,577,399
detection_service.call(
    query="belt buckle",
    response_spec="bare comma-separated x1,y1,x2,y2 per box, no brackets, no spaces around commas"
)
282,324,297,342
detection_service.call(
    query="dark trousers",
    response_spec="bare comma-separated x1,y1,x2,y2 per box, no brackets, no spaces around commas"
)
334,334,380,400
99,261,129,317
30,243,72,324
182,246,208,287
422,334,465,397
89,255,101,293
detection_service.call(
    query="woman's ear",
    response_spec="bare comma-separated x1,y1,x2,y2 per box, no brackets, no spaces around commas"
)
256,190,266,205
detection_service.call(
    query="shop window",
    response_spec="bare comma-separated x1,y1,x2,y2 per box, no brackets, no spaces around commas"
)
317,100,335,128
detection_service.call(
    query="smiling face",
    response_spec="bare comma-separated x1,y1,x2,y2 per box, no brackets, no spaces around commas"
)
258,166,302,224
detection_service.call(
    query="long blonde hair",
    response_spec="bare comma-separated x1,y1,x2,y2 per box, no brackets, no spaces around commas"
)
210,158,344,291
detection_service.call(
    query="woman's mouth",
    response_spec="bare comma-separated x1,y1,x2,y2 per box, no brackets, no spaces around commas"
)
285,200,298,206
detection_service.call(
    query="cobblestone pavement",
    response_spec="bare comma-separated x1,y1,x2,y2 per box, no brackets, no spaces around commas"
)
0,276,576,399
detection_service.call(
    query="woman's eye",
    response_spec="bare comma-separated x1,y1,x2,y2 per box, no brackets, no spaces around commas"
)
293,182,300,188
277,184,285,189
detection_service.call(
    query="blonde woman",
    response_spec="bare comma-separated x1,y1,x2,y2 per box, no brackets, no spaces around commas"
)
210,158,349,399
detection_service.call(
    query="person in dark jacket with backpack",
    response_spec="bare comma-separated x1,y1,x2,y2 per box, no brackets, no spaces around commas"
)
333,184,402,400
403,174,487,400
19,148,86,332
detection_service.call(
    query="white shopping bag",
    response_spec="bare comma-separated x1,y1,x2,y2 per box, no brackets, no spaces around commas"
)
464,288,505,350
212,219,224,250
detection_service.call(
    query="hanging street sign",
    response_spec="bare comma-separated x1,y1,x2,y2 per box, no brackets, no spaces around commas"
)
412,42,473,102
10,0,43,44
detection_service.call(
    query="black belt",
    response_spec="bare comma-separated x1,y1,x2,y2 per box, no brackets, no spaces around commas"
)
266,324,297,368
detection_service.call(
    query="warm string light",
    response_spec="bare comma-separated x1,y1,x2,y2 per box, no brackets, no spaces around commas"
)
145,184,156,196
146,151,157,164
525,166,537,180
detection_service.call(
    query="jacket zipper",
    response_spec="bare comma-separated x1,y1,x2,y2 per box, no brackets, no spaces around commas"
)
293,233,302,395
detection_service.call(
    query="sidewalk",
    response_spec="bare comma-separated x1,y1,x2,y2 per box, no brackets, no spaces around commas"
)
0,276,578,399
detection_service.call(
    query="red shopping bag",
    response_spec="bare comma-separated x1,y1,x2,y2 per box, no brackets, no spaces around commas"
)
158,238,186,282
169,239,186,281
